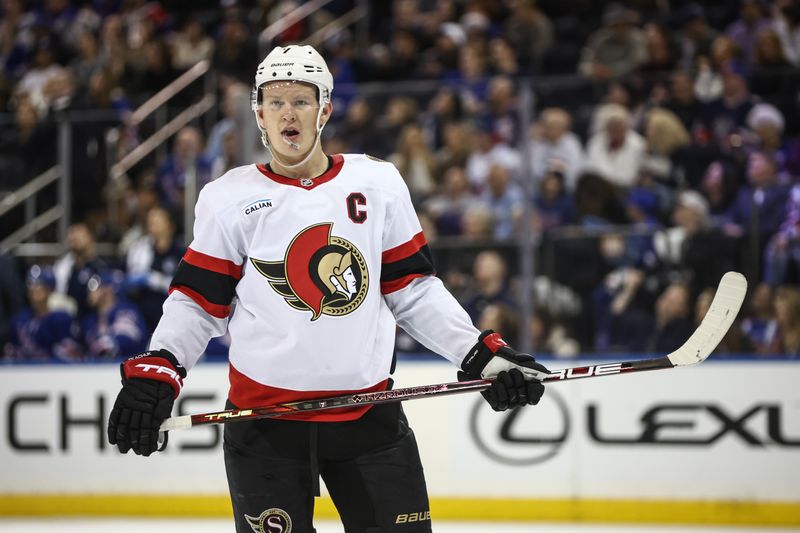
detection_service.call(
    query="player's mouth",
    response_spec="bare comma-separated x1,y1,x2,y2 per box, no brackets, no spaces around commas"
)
281,127,300,145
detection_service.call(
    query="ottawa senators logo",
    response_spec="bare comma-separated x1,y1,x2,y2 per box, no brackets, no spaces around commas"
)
251,223,368,320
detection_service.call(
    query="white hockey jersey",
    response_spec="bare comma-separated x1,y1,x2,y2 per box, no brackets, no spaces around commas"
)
150,154,480,420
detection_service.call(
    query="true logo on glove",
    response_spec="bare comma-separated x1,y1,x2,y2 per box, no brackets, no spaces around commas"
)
134,363,183,387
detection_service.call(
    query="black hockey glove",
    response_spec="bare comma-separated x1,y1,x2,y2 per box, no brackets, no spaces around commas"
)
458,330,549,411
108,349,186,456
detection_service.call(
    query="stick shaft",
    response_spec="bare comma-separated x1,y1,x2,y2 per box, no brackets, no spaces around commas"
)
160,271,747,434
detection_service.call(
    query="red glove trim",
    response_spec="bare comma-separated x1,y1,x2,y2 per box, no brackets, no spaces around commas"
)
122,356,184,399
482,332,508,353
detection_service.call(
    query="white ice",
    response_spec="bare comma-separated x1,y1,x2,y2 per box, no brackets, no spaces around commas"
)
0,519,797,532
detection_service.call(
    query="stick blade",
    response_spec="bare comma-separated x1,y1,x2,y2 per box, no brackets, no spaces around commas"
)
667,271,748,367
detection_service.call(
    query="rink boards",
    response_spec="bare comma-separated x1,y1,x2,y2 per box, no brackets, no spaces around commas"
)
0,358,798,527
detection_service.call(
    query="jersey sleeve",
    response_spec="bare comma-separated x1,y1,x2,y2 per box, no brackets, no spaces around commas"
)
381,169,480,365
149,186,245,370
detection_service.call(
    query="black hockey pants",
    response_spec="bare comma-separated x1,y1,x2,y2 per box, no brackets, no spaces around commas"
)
223,400,432,533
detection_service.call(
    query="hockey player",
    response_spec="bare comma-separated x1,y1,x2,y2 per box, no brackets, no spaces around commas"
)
108,44,549,533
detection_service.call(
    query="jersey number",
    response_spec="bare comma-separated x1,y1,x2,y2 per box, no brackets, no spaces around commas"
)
346,193,367,223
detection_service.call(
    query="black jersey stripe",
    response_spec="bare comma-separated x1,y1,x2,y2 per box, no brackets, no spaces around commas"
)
380,244,435,283
170,259,239,307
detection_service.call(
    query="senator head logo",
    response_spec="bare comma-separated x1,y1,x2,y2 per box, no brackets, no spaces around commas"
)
251,223,368,320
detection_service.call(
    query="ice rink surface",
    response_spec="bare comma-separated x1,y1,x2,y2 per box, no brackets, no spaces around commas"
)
0,520,797,532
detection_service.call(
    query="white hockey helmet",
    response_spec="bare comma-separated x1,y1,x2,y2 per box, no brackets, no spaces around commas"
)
251,44,334,111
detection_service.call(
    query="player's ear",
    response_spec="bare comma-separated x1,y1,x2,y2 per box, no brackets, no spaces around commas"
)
320,101,333,127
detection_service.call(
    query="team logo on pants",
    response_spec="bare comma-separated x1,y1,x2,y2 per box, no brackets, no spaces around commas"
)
251,222,369,320
245,508,292,533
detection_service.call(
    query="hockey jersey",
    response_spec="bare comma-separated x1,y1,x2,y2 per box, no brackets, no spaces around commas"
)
150,154,480,420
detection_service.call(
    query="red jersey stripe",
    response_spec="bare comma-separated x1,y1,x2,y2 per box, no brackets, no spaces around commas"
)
169,286,231,319
380,273,426,294
228,363,389,422
382,231,427,264
183,248,243,279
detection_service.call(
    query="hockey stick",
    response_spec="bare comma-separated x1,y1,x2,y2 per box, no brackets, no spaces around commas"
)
159,271,747,434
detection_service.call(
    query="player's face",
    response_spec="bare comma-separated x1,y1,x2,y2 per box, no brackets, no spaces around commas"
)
258,81,328,162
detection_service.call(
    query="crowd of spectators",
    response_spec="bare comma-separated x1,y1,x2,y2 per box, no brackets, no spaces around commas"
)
2,0,800,360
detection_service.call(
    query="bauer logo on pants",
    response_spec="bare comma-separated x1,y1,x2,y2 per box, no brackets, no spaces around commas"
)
245,508,292,533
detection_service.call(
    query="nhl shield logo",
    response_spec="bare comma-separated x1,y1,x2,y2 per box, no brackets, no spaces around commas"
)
251,223,369,320
245,508,292,533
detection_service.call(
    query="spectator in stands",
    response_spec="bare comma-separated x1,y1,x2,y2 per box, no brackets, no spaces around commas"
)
449,44,489,114
700,60,757,147
503,0,553,72
530,307,580,357
337,97,374,154
700,160,741,226
573,172,630,226
81,270,147,359
665,69,703,132
749,27,796,105
212,10,257,85
122,39,179,105
478,76,519,145
650,281,694,353
594,264,653,352
70,30,103,87
422,165,479,236
578,3,646,82
0,253,26,348
534,165,575,230
764,184,800,287
0,96,56,190
155,125,213,214
463,250,516,322
370,96,418,158
461,202,495,239
52,222,110,316
724,150,789,244
741,281,776,352
170,16,214,70
204,82,248,164
635,22,678,85
529,107,584,191
656,190,739,300
773,0,800,67
477,302,520,345
17,35,66,114
97,14,127,80
4,265,81,361
465,124,520,192
641,107,690,184
421,87,464,150
389,123,438,203
585,103,646,188
488,37,521,77
726,0,772,69
481,164,524,239
694,35,743,104
765,285,800,354
676,3,718,72
124,206,183,331
746,103,800,180
436,120,474,175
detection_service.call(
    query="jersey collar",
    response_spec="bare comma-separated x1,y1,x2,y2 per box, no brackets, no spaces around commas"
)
257,154,344,190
